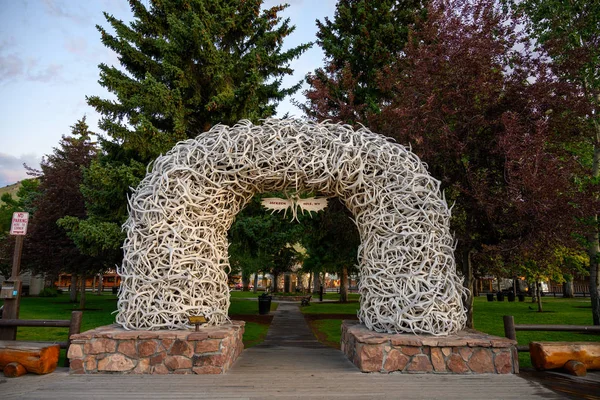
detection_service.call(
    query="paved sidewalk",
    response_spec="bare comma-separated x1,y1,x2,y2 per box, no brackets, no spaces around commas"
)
0,303,564,399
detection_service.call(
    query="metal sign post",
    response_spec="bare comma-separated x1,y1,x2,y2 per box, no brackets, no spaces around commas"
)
0,212,28,340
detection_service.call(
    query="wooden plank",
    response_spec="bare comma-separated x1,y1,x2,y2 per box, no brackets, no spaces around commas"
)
0,341,60,374
530,341,600,371
0,319,71,328
516,325,600,333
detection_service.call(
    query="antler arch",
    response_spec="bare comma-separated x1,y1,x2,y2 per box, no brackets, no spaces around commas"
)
117,119,467,335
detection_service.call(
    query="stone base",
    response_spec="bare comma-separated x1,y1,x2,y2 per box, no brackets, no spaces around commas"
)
341,321,518,374
68,321,244,374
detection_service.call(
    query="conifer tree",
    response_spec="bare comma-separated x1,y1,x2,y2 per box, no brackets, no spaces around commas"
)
302,0,426,123
66,0,311,258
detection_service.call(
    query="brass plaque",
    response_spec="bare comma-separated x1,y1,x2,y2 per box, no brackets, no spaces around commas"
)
189,315,207,324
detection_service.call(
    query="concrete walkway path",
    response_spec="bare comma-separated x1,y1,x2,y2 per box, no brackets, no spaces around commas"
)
228,303,358,375
0,304,564,399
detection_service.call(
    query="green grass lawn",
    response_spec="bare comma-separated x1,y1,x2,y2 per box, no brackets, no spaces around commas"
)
302,296,600,369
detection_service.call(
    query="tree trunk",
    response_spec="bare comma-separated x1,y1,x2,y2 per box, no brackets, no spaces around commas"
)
253,273,258,294
242,271,250,292
497,276,501,292
537,282,543,312
563,279,574,298
97,273,103,295
69,274,78,303
272,272,279,293
462,249,474,329
313,271,320,294
513,276,518,295
531,281,538,303
340,266,348,303
589,121,600,325
307,272,313,294
79,275,86,310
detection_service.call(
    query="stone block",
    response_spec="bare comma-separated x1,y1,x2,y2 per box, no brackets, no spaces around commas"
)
165,355,193,370
195,339,220,354
390,335,423,347
67,344,83,359
494,351,513,374
133,358,151,374
431,348,446,372
357,344,384,372
193,366,222,374
138,333,158,340
173,369,193,374
138,340,158,357
117,340,137,358
468,349,494,373
447,353,469,373
208,330,231,339
459,347,473,361
152,364,169,374
383,348,409,372
401,346,421,356
84,355,97,371
97,354,135,372
193,354,227,367
85,338,117,355
69,358,84,373
159,339,174,352
188,332,209,341
407,354,433,373
170,339,194,357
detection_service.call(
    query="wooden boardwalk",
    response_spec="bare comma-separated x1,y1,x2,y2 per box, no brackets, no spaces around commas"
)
0,304,565,399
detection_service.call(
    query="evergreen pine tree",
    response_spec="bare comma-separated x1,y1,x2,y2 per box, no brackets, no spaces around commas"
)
66,0,311,259
301,0,426,124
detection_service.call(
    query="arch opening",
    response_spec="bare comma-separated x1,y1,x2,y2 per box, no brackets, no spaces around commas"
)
117,119,467,335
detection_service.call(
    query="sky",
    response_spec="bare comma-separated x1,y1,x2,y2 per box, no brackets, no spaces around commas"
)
0,0,336,187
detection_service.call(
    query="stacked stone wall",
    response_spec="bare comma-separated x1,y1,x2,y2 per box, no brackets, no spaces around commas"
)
68,322,244,374
342,321,517,374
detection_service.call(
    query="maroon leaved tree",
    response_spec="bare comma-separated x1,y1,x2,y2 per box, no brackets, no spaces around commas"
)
371,0,597,322
22,118,100,308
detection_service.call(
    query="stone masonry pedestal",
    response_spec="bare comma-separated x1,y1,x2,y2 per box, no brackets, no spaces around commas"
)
342,321,518,374
68,321,244,374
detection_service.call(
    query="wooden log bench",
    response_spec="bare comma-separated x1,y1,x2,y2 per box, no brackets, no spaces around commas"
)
0,311,82,377
0,341,60,377
503,315,600,376
301,295,312,306
530,342,600,376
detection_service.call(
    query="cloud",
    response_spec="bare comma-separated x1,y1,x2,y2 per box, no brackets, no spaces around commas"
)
27,63,64,83
0,153,41,187
42,0,91,25
0,53,64,84
0,36,17,50
0,53,25,81
65,37,87,55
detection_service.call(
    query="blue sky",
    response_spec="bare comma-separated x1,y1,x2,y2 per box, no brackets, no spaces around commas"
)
0,0,336,187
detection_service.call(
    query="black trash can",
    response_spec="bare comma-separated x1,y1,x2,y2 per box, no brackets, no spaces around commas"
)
486,293,494,302
518,294,525,302
507,293,515,302
258,294,272,315
496,292,505,301
112,285,120,294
